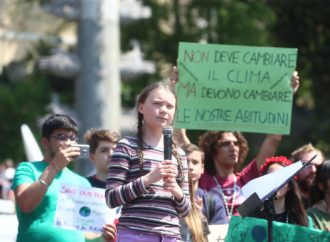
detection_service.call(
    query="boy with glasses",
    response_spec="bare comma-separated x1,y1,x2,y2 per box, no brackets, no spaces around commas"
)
12,114,91,242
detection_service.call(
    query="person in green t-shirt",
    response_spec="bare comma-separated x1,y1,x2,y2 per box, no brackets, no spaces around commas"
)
12,114,91,242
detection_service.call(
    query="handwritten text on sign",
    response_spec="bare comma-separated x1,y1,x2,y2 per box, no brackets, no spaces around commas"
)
174,42,297,134
54,184,121,233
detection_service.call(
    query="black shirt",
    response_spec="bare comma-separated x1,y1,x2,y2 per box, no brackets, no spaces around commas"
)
87,175,106,189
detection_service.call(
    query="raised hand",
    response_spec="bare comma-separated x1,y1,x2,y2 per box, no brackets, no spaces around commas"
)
51,145,80,171
194,196,203,214
291,71,300,94
170,66,178,84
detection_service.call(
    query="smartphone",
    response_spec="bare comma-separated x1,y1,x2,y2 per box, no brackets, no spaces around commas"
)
71,144,90,159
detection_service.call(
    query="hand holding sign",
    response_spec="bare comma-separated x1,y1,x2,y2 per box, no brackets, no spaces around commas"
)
291,71,300,93
174,42,298,135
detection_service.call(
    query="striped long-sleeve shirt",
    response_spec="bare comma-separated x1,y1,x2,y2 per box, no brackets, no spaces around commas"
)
105,136,191,238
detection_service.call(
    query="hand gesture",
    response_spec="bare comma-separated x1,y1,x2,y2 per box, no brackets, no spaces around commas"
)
291,71,300,94
170,66,178,84
163,174,183,200
102,223,116,242
143,160,177,185
51,145,80,171
194,196,203,214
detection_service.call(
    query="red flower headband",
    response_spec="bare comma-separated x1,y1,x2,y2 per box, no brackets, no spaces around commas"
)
260,156,293,175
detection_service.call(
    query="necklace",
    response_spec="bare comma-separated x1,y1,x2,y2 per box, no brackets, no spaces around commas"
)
213,175,237,219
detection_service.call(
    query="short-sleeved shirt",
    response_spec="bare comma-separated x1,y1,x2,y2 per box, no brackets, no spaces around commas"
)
199,160,259,217
12,161,91,242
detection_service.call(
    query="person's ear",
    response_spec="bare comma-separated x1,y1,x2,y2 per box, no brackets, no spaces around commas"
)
138,103,144,114
89,153,96,164
41,137,50,151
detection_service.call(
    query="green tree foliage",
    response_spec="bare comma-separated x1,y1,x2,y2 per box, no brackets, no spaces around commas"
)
121,0,275,107
0,59,51,162
1,0,330,163
269,0,330,156
122,0,278,159
0,0,72,163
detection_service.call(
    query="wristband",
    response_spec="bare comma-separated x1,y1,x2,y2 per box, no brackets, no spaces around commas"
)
39,178,49,188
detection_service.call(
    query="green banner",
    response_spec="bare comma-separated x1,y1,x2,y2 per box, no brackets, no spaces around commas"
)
174,42,298,134
225,216,330,242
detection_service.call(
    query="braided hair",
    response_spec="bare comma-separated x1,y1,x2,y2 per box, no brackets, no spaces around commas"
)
136,82,184,186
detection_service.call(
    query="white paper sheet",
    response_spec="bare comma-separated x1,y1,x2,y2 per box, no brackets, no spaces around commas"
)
54,184,121,233
242,161,303,201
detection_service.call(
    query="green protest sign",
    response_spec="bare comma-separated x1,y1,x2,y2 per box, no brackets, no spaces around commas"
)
225,216,330,242
174,42,297,134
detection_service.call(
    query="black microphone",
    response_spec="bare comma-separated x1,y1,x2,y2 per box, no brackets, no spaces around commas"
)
163,126,173,160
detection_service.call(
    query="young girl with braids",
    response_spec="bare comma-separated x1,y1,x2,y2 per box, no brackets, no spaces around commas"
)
105,81,191,241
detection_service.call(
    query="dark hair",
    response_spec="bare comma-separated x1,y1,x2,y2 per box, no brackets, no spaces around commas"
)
198,131,249,174
84,129,120,154
261,157,308,227
135,82,184,185
310,160,330,205
42,114,78,139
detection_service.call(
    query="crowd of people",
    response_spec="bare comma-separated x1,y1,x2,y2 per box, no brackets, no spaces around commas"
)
4,68,330,242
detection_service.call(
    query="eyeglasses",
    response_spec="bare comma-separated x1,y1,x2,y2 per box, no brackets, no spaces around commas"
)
217,140,239,148
50,134,78,142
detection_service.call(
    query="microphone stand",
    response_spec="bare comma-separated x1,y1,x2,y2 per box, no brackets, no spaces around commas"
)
237,154,318,242
263,196,276,242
